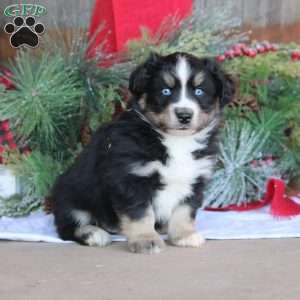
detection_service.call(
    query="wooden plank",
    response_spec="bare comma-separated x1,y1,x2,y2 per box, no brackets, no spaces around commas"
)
2,0,300,61
197,0,300,27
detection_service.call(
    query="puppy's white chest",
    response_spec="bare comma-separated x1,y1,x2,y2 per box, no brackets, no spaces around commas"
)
152,135,213,222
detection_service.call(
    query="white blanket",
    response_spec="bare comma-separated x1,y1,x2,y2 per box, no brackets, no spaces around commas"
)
1,205,300,243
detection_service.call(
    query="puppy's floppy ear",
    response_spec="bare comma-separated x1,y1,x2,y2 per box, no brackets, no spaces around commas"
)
203,58,235,107
129,52,161,95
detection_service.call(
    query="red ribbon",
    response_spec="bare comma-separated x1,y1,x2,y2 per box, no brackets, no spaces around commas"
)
205,178,300,218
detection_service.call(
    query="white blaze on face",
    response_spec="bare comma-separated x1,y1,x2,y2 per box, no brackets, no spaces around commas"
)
172,56,199,125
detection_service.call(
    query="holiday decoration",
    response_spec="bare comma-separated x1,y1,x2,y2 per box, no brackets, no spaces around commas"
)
204,120,280,208
88,0,192,54
0,3,299,217
0,67,16,164
216,42,278,63
0,28,124,217
205,178,300,218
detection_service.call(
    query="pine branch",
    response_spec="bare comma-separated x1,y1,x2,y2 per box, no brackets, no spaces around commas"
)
204,120,280,208
0,50,84,154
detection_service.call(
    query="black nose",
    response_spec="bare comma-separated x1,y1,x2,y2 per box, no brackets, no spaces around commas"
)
175,108,194,124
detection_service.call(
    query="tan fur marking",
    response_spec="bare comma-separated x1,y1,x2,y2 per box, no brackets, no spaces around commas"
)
121,208,165,253
168,205,205,248
145,109,170,130
162,72,176,87
121,208,155,238
196,102,221,131
193,72,205,86
138,96,146,110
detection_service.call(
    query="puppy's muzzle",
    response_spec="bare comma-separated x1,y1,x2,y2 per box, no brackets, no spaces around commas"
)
175,107,194,125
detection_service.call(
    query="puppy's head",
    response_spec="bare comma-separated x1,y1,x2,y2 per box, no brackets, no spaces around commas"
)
129,52,234,135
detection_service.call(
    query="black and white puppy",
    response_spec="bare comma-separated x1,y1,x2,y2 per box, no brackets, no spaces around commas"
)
52,52,234,254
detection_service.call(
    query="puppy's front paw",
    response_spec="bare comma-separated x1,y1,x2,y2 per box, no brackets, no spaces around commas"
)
170,232,205,248
128,234,165,254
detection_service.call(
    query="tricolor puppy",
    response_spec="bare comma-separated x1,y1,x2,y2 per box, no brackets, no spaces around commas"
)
52,52,234,254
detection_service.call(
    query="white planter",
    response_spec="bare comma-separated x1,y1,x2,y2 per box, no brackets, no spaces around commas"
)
0,166,21,198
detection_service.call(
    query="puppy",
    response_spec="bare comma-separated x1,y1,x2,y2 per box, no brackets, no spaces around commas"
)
52,52,234,254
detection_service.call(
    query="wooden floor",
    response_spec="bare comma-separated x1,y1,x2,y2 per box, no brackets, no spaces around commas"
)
1,239,300,300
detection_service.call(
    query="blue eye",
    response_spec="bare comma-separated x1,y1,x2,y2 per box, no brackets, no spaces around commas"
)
195,88,204,96
162,88,172,96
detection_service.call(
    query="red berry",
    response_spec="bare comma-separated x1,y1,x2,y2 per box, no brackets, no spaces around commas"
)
1,120,10,131
0,66,13,77
233,43,246,51
263,42,272,52
225,50,235,59
248,49,257,58
5,132,13,140
23,149,31,156
234,49,243,57
270,44,278,52
242,47,250,56
216,55,226,62
10,143,17,150
232,45,240,51
256,44,265,54
291,51,300,61
0,75,14,89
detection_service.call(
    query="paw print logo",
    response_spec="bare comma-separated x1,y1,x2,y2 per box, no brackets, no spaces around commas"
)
4,16,45,48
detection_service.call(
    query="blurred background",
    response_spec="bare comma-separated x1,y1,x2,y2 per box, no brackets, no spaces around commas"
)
1,0,300,60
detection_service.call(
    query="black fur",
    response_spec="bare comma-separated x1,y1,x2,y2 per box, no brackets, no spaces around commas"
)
53,111,166,240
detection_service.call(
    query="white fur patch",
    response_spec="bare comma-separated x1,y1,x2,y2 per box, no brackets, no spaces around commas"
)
130,123,216,223
172,232,205,248
172,56,201,126
176,56,190,86
153,131,214,222
75,225,111,247
72,209,91,226
175,56,195,110
129,161,163,177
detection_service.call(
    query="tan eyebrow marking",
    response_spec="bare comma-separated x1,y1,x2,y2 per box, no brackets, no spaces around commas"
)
162,72,176,88
193,72,205,86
